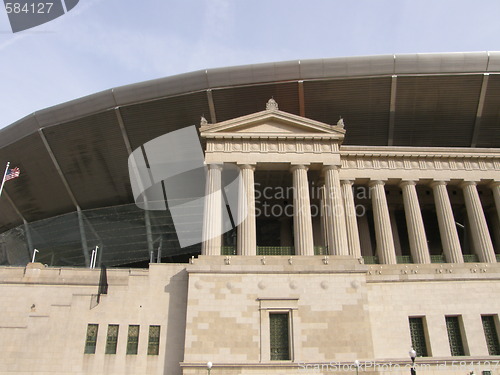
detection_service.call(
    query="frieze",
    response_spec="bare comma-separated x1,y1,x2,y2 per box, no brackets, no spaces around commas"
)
339,154,500,172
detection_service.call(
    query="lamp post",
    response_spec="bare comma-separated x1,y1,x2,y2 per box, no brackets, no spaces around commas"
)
409,348,417,375
354,359,360,375
207,361,212,375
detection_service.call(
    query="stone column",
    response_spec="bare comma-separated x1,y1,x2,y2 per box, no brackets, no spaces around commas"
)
369,180,397,264
237,164,256,256
400,181,431,264
341,180,361,258
323,166,349,255
430,181,464,263
461,181,496,263
319,186,329,248
491,182,500,225
389,208,403,256
290,165,314,256
202,164,223,255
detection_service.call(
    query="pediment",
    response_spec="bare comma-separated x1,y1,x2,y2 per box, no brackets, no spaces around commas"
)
200,102,345,140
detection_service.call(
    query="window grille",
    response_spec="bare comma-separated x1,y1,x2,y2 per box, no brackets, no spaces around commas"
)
84,324,98,354
148,325,160,355
126,325,140,355
409,317,428,357
270,313,290,360
105,324,119,354
446,316,465,356
482,316,500,356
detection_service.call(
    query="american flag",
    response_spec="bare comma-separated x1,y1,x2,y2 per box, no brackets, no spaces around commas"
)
5,167,20,181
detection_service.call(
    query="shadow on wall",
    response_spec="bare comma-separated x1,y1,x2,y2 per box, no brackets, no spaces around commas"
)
163,269,189,375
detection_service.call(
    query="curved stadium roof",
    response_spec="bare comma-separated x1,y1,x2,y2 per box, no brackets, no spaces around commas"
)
1,52,500,259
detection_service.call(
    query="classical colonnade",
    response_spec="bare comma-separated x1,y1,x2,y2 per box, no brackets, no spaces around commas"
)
202,163,500,264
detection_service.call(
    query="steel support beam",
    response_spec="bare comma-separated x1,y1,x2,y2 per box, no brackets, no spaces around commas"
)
39,128,91,265
207,89,217,124
298,80,306,117
387,75,398,146
471,73,489,147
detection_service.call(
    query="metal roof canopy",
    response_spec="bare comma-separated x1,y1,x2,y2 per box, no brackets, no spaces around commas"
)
1,52,500,233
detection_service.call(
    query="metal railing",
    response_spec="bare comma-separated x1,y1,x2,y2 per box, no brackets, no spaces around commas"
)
221,246,327,256
363,256,379,264
221,246,236,256
396,255,413,264
463,254,479,263
430,255,446,263
257,246,294,256
314,246,328,256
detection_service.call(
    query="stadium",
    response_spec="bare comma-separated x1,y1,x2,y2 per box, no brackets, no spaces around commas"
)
0,52,499,375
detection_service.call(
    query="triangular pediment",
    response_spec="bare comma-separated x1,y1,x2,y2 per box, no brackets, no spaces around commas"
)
200,103,345,140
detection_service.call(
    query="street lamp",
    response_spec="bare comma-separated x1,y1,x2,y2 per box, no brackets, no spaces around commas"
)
354,360,360,375
207,361,213,375
409,348,417,375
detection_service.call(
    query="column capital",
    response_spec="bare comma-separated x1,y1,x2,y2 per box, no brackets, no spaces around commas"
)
430,180,448,188
290,164,309,172
238,164,256,171
490,181,500,188
368,180,386,187
460,180,478,188
322,164,339,172
206,163,223,171
399,180,416,188
340,179,354,186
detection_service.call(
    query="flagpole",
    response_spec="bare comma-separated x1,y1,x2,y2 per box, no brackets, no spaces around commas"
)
0,162,10,199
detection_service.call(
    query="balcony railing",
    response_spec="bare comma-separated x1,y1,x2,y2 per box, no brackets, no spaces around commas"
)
463,254,479,263
363,256,379,264
258,246,294,256
430,255,446,263
221,246,329,256
396,255,413,264
221,246,236,256
314,246,328,256
220,248,494,264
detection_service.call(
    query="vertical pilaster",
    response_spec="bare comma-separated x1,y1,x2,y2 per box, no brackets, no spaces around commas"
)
431,181,464,263
201,164,223,256
400,181,431,264
291,165,314,256
323,166,349,255
237,164,256,256
461,181,496,263
341,180,361,258
369,180,397,264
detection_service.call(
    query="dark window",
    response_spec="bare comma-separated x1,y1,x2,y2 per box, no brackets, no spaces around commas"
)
446,316,465,356
270,313,290,360
126,325,140,355
409,317,428,357
84,324,98,354
482,315,500,355
148,325,161,355
105,324,119,354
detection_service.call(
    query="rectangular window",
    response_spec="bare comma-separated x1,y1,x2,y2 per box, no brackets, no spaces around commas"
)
446,316,465,356
126,325,140,355
270,313,290,360
148,325,161,355
482,315,500,355
84,324,98,354
105,324,119,354
409,317,428,357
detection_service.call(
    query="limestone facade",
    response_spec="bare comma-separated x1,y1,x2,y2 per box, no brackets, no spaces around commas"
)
1,101,499,375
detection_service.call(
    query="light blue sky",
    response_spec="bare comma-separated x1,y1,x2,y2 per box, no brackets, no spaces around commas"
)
1,0,499,129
